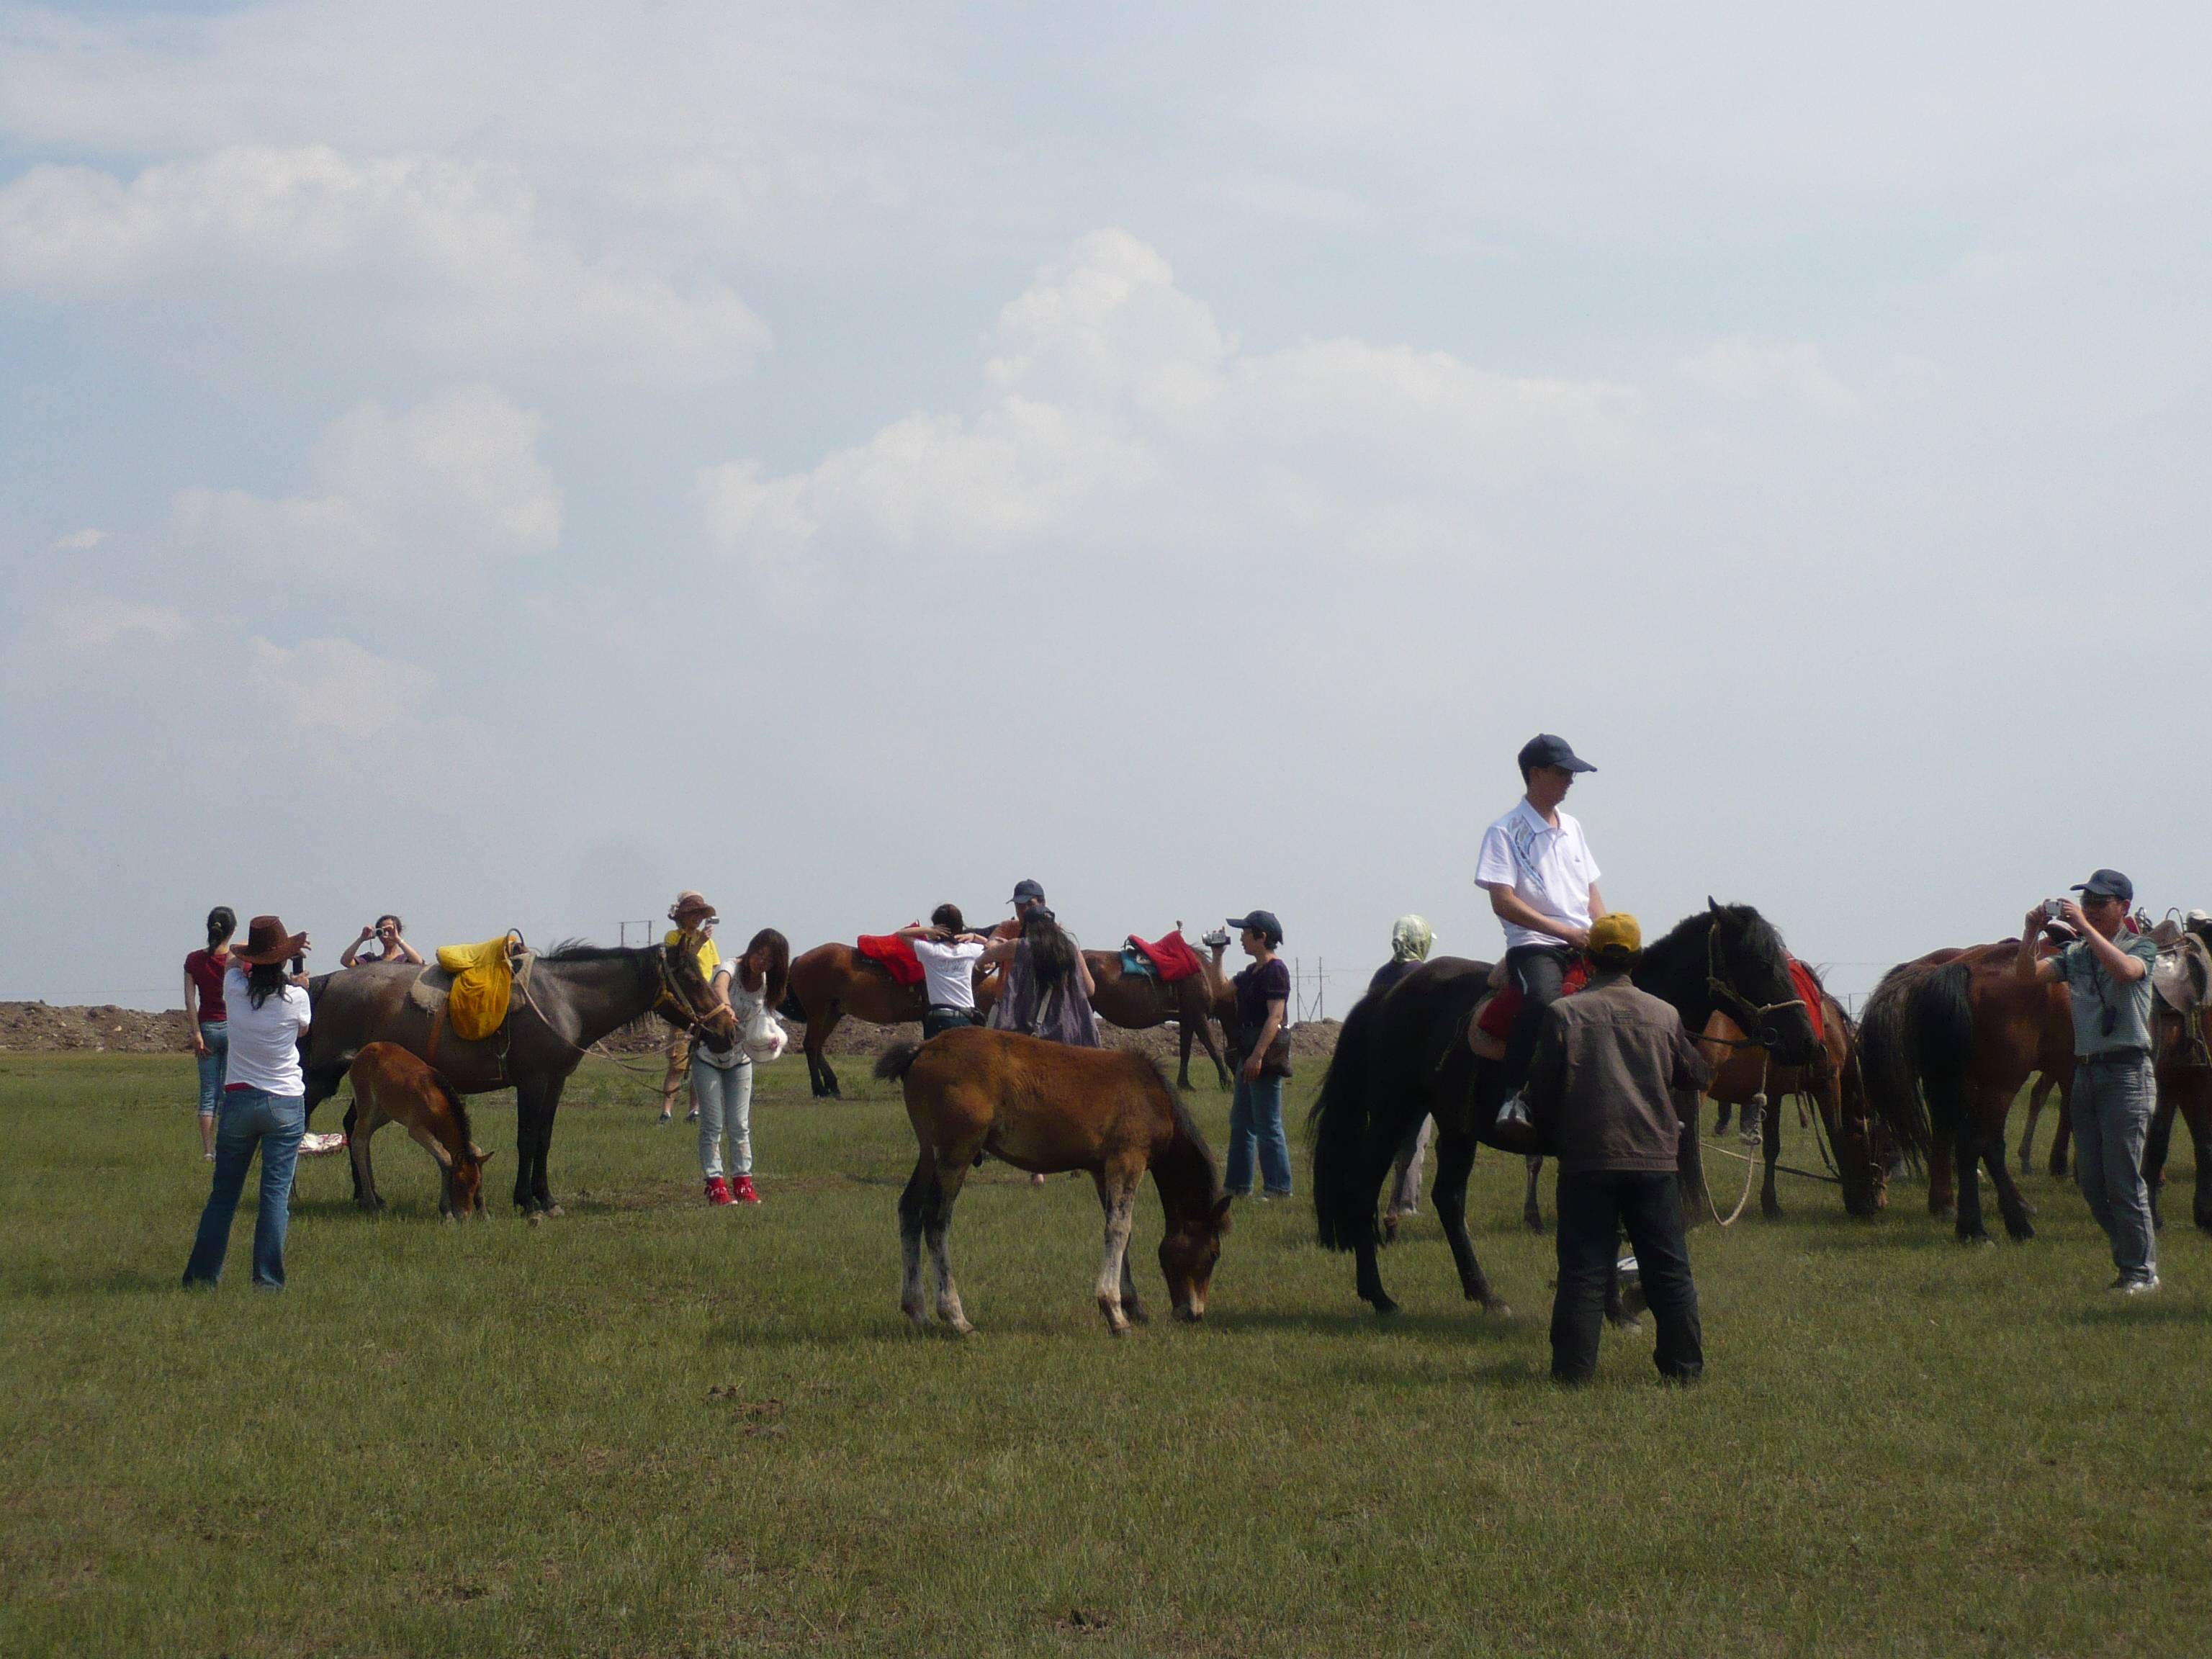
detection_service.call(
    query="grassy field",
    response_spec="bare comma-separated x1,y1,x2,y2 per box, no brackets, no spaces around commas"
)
4,1049,2209,1658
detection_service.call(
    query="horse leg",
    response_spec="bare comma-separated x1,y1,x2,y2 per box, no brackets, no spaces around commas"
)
1986,1141,2036,1241
1761,1097,1783,1219
2018,1076,2049,1176
1928,1141,1956,1222
924,1155,974,1334
1522,1155,1545,1233
2185,1088,2212,1235
1952,1092,2002,1244
1092,1170,1141,1335
532,1080,567,1215
1430,1128,1506,1315
2046,1076,2072,1178
896,1155,933,1330
2142,1090,2176,1234
348,1112,383,1211
1713,1100,1732,1136
1190,1009,1232,1090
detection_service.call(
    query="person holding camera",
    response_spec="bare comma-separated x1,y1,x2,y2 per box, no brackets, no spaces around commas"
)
1223,910,1294,1201
1475,735,1606,1107
182,917,313,1292
1523,912,1711,1384
2018,869,2162,1293
340,914,423,968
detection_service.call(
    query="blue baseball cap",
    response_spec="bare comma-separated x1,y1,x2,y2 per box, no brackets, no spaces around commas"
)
1226,911,1283,946
1518,733,1595,775
2071,868,2134,904
1010,878,1046,906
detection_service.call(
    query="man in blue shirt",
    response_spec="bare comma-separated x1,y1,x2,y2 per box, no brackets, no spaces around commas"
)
2018,868,2162,1293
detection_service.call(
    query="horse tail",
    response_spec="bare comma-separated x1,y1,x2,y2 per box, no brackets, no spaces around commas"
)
778,985,809,1022
1857,966,1932,1167
1912,961,1977,1154
874,1043,922,1084
1308,984,1385,1252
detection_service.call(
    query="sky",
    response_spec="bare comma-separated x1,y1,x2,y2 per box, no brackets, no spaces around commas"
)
3,2,2207,1011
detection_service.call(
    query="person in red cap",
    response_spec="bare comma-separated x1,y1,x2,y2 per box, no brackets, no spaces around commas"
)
657,891,719,1125
182,916,313,1291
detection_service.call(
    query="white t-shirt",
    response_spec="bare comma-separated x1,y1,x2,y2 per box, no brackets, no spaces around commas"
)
912,937,986,1009
1474,799,1602,953
221,965,312,1095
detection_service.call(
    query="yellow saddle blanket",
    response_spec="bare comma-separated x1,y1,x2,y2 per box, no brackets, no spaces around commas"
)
436,935,519,1042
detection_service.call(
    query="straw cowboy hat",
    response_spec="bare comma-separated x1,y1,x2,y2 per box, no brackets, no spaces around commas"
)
668,891,718,925
232,914,307,966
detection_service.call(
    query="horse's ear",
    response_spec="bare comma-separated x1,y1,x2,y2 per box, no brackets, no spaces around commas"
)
1210,1194,1233,1230
1708,896,1721,914
477,1148,495,1166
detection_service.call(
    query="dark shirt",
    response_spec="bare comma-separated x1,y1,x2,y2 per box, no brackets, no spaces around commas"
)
184,949,229,1023
1522,970,1710,1175
1234,957,1291,1038
1367,958,1420,998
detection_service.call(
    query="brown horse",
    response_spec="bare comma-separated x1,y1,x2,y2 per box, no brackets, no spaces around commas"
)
1858,938,2072,1241
1699,964,1887,1217
874,1027,1231,1336
1084,933,1237,1091
2145,998,2212,1233
346,1042,493,1218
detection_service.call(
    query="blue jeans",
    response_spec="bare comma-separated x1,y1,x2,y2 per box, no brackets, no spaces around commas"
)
2072,1055,2157,1282
194,1022,229,1115
183,1089,305,1290
1226,1074,1292,1196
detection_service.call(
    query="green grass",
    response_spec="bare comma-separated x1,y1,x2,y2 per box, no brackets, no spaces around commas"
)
3,1051,2209,1658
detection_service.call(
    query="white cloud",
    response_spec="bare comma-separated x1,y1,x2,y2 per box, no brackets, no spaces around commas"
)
48,595,190,652
0,148,768,381
50,527,106,552
175,385,561,585
699,228,1648,575
1678,340,1856,410
246,636,433,739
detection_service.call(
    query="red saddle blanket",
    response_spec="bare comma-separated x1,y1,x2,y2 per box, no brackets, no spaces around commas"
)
855,934,925,988
1475,958,1593,1039
1789,958,1825,1046
1128,930,1205,984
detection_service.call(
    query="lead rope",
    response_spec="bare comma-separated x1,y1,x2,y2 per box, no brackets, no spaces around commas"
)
1702,1045,1768,1226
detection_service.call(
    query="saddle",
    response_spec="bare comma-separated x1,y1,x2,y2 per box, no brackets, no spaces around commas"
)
1466,956,1591,1060
855,934,925,988
2152,932,2212,1017
1124,929,1205,984
407,932,535,1041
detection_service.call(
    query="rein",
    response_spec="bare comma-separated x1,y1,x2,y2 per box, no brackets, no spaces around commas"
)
513,946,727,1079
1705,924,1806,1046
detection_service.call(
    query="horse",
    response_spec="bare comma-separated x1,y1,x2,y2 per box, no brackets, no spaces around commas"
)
1309,901,1817,1318
1856,938,2072,1243
781,943,997,1098
2144,997,2212,1233
873,1027,1231,1336
1084,932,1238,1091
1696,964,1887,1218
301,936,732,1217
346,1043,493,1219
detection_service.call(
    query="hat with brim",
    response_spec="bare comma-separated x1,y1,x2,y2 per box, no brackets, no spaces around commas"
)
1010,878,1046,907
1518,733,1596,775
2070,868,2134,904
233,914,306,966
1226,910,1283,946
670,890,717,923
1587,912,1642,962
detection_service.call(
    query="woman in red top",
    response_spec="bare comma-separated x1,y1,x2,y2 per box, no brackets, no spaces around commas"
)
183,907,236,1160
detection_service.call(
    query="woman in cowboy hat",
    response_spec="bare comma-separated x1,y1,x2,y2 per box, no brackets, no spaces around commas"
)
182,915,313,1292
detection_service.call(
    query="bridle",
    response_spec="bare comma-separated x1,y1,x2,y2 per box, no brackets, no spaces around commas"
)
514,940,732,1064
1703,924,1806,1051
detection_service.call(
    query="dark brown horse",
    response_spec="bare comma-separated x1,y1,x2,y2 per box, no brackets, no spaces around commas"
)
1701,965,1887,1218
875,1027,1231,1336
1085,935,1237,1091
1310,902,1812,1318
2145,997,2212,1233
1858,938,2072,1242
302,936,732,1215
781,942,998,1097
346,1042,492,1219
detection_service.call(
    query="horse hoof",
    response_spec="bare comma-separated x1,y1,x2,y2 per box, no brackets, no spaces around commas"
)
540,1203,564,1219
526,1210,544,1227
1608,1313,1644,1334
1369,1296,1401,1318
1381,1214,1401,1244
1482,1298,1514,1318
1125,1305,1151,1326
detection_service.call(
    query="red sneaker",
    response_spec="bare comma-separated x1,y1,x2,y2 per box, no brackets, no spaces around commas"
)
731,1175,760,1205
705,1176,735,1206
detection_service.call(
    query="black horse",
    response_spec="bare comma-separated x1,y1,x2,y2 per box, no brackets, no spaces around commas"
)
1309,902,1819,1317
300,939,733,1216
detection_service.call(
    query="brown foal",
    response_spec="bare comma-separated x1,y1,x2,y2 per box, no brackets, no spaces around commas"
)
347,1042,493,1220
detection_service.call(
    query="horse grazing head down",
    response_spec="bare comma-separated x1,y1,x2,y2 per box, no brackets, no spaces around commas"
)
441,1141,494,1218
1160,1192,1233,1321
1704,898,1820,1067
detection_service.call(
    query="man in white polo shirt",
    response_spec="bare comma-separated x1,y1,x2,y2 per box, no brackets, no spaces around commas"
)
1475,733,1608,1097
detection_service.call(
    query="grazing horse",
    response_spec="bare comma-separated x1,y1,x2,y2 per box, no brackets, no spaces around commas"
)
346,1043,492,1219
874,1027,1231,1336
302,938,732,1216
1857,939,2072,1243
1699,965,1887,1218
1310,902,1815,1318
781,943,997,1099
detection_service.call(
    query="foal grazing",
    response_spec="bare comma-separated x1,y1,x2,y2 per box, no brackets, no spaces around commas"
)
347,1043,493,1219
876,1027,1231,1336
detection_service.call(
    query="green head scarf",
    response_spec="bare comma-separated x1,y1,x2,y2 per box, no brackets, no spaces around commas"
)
1390,914,1434,963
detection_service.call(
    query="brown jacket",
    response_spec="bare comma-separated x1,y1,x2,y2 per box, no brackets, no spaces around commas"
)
1523,971,1711,1175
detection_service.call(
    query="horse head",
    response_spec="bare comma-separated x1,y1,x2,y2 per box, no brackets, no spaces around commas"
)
1705,898,1820,1067
1161,1194,1233,1321
662,932,739,1045
439,1142,493,1220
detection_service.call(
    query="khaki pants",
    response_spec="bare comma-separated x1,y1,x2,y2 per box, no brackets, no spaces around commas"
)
659,1031,692,1115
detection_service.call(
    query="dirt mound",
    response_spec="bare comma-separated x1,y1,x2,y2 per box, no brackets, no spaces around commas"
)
0,1002,192,1053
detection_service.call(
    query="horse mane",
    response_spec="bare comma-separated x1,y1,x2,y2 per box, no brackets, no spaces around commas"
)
1648,902,1784,966
430,1070,474,1153
541,939,647,962
1156,1062,1223,1210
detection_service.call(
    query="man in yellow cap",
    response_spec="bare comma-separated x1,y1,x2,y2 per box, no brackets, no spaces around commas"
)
1521,912,1712,1384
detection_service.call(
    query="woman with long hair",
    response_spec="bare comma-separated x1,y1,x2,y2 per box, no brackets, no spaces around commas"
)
183,906,237,1160
693,927,790,1206
183,915,313,1291
985,904,1099,1047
